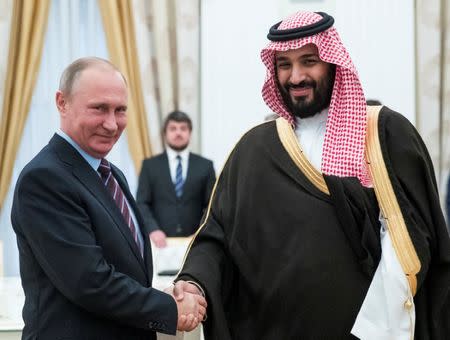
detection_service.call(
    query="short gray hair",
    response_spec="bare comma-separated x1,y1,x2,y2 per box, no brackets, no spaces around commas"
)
59,57,126,97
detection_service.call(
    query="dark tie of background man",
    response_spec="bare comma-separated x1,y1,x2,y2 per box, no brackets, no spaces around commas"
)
174,155,184,197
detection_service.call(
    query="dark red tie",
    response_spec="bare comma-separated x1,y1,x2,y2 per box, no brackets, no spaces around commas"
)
98,159,143,257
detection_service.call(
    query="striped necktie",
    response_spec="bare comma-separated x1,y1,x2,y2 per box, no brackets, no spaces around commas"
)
174,155,183,197
98,159,143,257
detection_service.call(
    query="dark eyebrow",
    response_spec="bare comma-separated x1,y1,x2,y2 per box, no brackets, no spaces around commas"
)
300,53,320,59
276,53,320,62
275,56,290,62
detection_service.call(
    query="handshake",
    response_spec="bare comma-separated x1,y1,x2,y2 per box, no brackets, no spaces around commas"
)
164,280,207,332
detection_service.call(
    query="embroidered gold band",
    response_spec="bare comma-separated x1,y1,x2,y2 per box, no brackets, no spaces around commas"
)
365,106,421,296
276,117,329,195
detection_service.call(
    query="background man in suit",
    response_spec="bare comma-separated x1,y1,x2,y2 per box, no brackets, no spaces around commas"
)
11,57,205,339
137,111,216,248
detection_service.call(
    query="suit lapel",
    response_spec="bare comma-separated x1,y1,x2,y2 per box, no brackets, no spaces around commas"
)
162,152,178,198
181,153,195,200
50,135,147,274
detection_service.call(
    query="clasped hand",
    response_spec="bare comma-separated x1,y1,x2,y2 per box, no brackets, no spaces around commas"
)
164,280,207,331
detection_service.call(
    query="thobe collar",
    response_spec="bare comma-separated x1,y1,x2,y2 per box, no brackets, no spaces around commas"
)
294,108,328,171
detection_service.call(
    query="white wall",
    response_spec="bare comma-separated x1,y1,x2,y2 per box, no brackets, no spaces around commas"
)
200,0,415,171
200,0,280,171
333,0,415,121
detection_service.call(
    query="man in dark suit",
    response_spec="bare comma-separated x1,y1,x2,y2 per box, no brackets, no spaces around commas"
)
11,57,206,340
136,111,216,248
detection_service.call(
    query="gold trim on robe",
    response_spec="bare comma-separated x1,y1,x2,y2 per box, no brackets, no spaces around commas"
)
365,105,421,296
275,117,329,195
276,111,420,296
180,114,421,297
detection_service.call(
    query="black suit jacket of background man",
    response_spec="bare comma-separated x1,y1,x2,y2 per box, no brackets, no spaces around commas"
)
136,152,216,237
11,134,177,340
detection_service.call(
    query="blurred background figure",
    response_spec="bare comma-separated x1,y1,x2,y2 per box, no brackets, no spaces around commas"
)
136,111,216,248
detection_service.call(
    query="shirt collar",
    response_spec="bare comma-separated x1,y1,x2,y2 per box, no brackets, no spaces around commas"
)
166,145,189,161
57,130,101,171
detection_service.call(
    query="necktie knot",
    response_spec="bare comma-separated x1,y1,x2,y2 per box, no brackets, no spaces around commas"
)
98,158,111,179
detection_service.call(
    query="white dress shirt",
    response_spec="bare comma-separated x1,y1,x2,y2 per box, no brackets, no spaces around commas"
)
166,146,189,184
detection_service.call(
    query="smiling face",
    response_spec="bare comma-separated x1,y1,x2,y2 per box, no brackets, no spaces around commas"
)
275,43,335,118
56,66,128,158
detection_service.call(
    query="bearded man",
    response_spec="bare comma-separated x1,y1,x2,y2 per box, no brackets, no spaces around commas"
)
171,11,450,339
137,111,216,248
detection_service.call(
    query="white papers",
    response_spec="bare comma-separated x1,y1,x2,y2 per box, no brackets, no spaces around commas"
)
152,237,192,275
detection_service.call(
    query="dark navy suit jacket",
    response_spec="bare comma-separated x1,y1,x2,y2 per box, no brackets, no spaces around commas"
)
11,134,177,340
136,152,215,237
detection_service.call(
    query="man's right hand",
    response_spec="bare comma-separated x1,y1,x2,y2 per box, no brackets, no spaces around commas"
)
164,282,207,331
176,291,206,331
149,230,167,248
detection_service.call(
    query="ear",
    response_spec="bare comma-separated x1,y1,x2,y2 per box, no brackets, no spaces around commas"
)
55,90,67,116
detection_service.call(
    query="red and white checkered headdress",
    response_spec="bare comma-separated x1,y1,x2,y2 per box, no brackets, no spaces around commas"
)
261,11,370,186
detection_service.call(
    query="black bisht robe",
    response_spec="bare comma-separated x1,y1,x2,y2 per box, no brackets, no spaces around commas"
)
177,107,450,339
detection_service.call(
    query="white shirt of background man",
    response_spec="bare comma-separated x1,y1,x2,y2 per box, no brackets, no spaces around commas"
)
166,146,189,184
